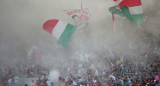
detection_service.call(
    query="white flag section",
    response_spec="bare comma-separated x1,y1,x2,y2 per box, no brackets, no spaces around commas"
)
64,9,89,29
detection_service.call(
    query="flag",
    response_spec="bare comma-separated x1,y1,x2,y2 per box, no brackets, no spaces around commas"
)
43,19,77,48
64,9,89,29
109,0,143,24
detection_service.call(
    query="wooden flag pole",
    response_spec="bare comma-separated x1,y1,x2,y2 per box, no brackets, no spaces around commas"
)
81,0,83,9
112,12,115,33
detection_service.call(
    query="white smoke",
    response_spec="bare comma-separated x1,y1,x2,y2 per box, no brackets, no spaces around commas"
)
0,0,159,79
48,70,60,83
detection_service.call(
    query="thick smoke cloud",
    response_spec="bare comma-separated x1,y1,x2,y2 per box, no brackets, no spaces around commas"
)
0,0,159,75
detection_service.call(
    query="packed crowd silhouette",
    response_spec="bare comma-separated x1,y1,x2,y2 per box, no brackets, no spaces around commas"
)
1,55,160,86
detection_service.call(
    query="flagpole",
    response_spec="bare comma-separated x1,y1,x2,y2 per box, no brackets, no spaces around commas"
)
138,24,141,30
136,24,141,33
81,0,83,9
112,12,115,33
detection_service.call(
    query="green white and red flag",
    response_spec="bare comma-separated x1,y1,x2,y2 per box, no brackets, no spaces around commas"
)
43,19,77,48
109,0,143,24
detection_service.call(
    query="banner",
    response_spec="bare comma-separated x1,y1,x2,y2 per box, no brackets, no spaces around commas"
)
64,9,89,29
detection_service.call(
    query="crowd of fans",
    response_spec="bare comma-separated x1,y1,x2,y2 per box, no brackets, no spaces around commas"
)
0,63,49,86
0,55,160,86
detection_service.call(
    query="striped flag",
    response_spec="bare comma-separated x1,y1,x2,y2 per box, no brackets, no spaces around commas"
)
43,19,77,48
109,0,143,24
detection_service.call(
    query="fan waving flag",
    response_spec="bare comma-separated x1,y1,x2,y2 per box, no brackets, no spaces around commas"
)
109,0,143,24
43,19,77,48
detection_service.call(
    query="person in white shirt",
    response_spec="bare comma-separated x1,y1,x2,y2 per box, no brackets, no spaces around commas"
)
29,80,35,86
14,76,19,84
47,79,51,86
7,77,12,85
